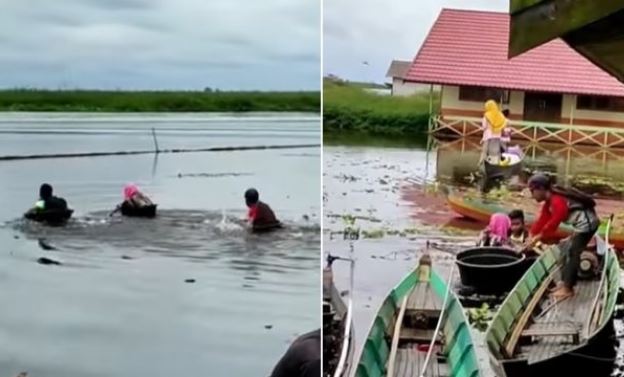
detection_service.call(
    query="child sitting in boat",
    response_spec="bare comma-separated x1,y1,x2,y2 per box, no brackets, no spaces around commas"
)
508,209,529,250
245,188,281,232
30,183,68,213
478,212,511,247
120,183,153,209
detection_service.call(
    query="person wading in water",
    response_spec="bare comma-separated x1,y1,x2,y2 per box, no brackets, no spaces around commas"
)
523,174,599,301
31,183,68,212
245,188,281,232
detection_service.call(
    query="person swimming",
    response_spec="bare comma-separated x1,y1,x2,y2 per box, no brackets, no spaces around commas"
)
31,183,68,212
245,188,281,231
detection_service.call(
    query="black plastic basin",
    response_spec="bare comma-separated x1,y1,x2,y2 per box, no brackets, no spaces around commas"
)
456,247,528,295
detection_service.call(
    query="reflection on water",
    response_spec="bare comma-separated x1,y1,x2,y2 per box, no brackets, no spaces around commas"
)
435,138,624,190
0,113,320,377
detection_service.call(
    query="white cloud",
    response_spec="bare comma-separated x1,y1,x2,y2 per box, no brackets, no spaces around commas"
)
0,0,320,90
323,0,507,83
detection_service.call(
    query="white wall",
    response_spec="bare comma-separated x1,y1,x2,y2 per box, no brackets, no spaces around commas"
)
391,79,432,96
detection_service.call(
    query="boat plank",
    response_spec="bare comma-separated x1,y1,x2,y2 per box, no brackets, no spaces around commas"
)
504,268,558,358
394,348,447,377
399,328,442,343
407,283,442,311
522,279,600,363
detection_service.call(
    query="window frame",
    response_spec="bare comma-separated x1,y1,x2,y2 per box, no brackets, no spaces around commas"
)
458,86,510,104
576,95,624,112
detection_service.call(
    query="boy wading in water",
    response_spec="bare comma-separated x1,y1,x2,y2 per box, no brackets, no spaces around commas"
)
245,188,281,232
523,174,599,301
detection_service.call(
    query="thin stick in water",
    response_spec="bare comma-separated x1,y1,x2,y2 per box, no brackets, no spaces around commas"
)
151,127,160,153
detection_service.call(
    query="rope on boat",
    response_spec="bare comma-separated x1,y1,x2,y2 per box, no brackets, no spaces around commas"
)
0,143,320,161
419,260,457,377
333,242,355,377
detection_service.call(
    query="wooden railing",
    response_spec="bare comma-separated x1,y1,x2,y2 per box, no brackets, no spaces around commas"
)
430,115,624,148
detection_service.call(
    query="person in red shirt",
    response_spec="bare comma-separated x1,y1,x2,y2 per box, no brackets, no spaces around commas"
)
245,188,281,232
524,174,599,301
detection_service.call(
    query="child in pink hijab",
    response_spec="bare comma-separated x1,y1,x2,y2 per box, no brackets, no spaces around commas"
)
478,212,511,247
122,183,153,208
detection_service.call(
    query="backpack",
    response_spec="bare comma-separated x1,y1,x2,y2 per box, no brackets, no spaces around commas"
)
552,185,596,209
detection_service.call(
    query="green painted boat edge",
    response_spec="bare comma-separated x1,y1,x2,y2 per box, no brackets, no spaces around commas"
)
354,265,481,377
484,238,619,366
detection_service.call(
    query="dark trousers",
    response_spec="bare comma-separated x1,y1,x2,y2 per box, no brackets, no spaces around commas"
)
560,229,597,288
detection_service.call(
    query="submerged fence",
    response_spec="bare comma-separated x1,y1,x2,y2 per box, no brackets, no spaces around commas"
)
0,127,319,161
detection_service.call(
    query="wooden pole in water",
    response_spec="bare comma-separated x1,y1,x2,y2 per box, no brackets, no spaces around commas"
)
151,128,160,154
428,84,433,114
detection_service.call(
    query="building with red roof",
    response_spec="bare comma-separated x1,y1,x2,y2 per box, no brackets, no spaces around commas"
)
407,9,624,145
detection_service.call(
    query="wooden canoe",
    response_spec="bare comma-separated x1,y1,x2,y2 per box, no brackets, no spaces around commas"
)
485,232,619,377
24,208,73,225
323,255,355,377
354,255,481,377
446,191,624,249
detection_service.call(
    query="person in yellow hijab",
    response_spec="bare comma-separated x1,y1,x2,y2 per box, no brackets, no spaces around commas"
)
480,99,507,166
484,99,506,134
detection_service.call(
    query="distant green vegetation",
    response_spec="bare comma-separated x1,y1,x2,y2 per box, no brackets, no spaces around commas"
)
0,90,320,112
324,132,429,149
323,79,439,136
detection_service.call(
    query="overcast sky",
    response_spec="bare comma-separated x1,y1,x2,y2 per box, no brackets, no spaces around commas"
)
0,0,320,90
324,0,507,83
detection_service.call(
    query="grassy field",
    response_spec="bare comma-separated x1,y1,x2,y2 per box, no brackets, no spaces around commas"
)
323,79,439,136
0,90,320,112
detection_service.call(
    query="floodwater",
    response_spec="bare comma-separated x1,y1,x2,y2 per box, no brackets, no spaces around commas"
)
324,136,624,377
0,113,320,377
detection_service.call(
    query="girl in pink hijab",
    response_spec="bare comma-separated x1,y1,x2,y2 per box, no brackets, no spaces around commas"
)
478,212,511,247
122,183,153,208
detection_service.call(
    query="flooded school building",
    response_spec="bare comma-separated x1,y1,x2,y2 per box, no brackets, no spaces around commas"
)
404,9,624,149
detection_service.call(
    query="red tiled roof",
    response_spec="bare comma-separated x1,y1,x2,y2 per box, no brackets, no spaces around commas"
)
405,9,624,97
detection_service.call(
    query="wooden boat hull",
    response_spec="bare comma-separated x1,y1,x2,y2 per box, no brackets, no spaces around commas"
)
485,237,620,377
491,320,615,377
446,191,624,249
354,261,481,377
120,203,157,218
24,209,73,225
323,277,354,377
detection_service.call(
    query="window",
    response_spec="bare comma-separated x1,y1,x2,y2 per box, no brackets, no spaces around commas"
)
577,95,624,112
458,86,509,104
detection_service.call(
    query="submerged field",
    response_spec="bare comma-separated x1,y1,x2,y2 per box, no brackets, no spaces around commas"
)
0,90,320,112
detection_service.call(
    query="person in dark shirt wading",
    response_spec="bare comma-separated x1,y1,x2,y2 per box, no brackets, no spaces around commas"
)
34,183,68,212
523,174,599,302
245,188,281,232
